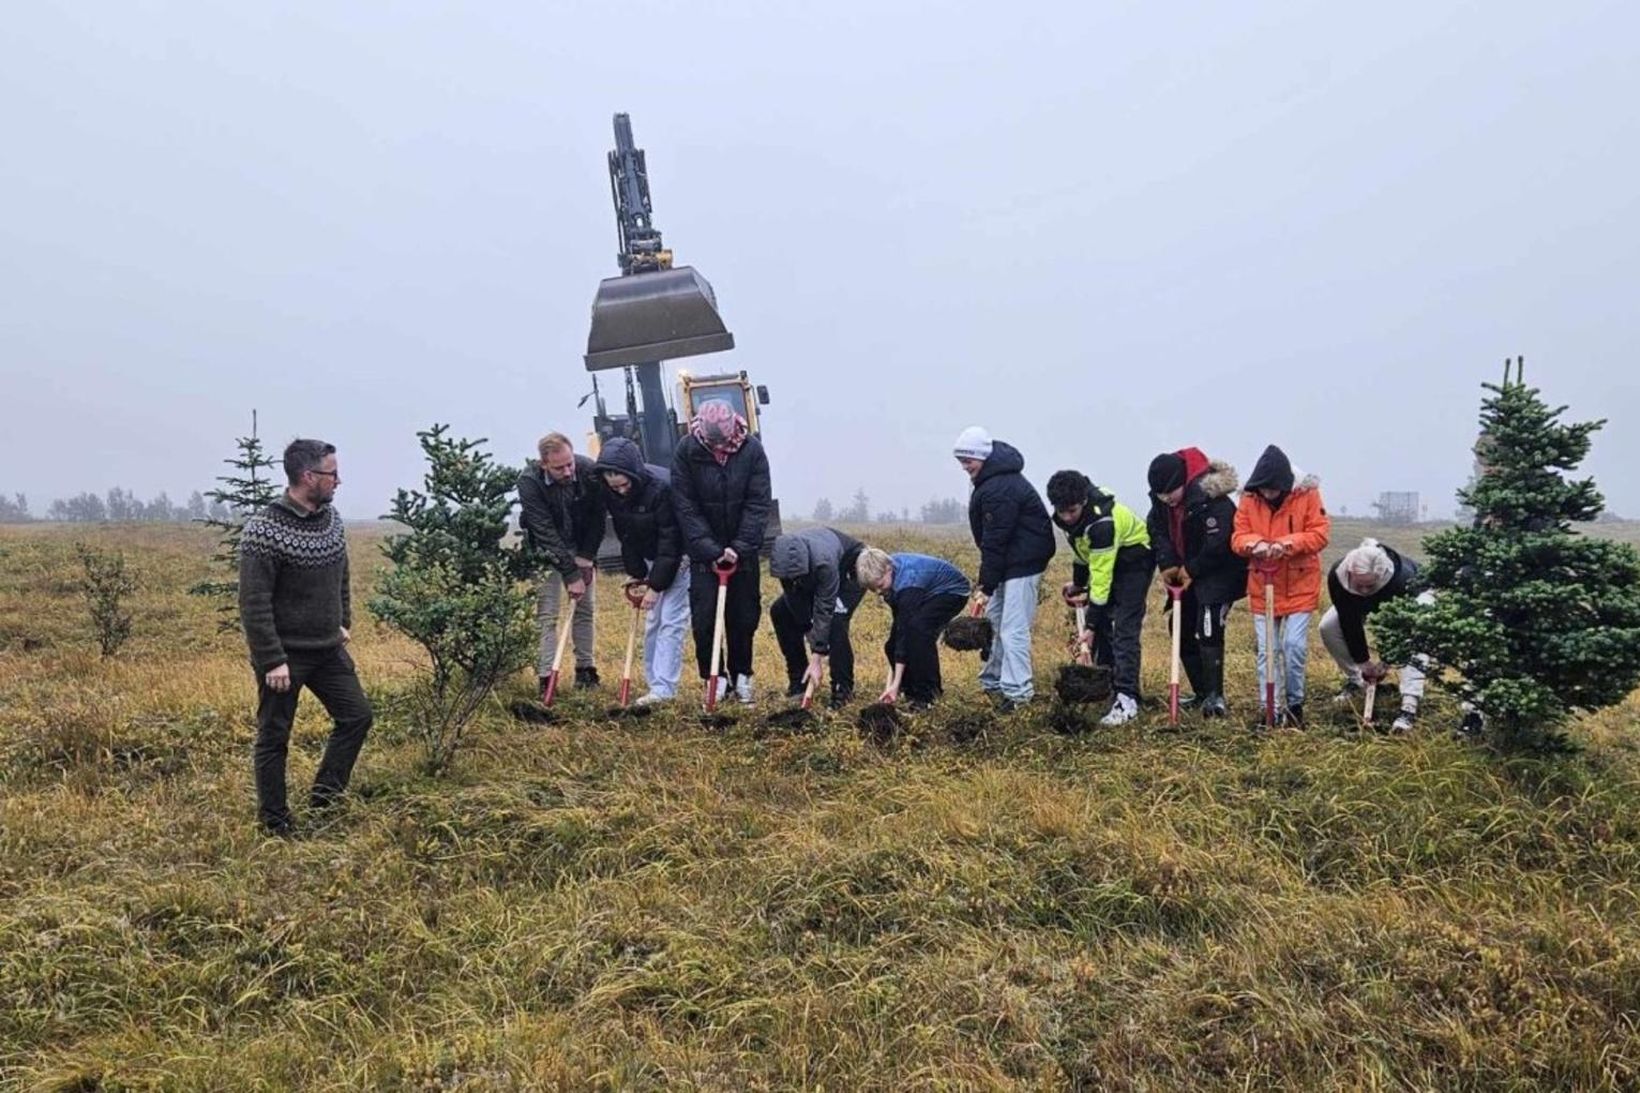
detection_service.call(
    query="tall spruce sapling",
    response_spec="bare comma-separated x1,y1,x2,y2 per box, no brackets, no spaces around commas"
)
370,425,536,774
191,411,280,630
1376,358,1640,748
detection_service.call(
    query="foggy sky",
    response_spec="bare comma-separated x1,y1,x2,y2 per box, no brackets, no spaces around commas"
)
3,2,1637,524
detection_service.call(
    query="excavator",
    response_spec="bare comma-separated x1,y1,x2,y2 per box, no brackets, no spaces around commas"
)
582,113,781,570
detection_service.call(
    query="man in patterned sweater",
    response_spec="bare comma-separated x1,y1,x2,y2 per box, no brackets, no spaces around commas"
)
238,438,372,836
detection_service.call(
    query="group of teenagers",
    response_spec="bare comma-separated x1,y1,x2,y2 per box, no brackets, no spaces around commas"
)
518,404,1429,731
235,409,1429,834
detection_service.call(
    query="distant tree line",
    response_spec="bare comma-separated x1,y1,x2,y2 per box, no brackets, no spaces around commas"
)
809,491,966,525
0,488,230,524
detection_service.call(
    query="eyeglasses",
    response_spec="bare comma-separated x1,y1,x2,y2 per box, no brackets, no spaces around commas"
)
306,469,339,479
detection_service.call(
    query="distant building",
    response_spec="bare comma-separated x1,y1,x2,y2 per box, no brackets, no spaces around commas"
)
1372,491,1421,525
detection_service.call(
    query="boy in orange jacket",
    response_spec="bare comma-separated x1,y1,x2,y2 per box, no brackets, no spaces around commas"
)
1232,445,1330,725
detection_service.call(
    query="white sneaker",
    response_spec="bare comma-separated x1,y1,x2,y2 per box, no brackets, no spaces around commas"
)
734,674,755,706
634,692,672,707
1391,706,1417,733
1099,693,1140,727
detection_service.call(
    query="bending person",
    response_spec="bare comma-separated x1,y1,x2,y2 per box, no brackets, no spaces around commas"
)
1321,538,1429,733
856,547,970,709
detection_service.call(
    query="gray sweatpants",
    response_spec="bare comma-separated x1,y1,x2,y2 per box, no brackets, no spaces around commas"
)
979,573,1042,701
537,571,596,675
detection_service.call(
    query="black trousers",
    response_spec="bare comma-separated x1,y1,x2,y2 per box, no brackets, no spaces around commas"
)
688,557,762,678
885,591,968,704
771,583,866,692
1164,587,1234,693
1088,558,1154,700
253,645,373,829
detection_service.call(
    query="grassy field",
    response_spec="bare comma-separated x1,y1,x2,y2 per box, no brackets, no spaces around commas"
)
3,519,1640,1090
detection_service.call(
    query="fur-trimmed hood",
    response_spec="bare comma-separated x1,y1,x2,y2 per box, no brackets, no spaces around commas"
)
1196,460,1240,500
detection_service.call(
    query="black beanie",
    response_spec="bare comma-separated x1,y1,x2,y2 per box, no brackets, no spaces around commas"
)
1148,453,1186,495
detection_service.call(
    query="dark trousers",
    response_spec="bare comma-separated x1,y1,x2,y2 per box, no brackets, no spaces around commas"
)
253,645,373,829
1089,559,1154,699
886,592,967,704
1166,587,1234,692
688,558,762,678
771,584,865,692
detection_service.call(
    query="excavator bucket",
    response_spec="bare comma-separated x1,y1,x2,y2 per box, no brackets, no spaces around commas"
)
584,266,734,371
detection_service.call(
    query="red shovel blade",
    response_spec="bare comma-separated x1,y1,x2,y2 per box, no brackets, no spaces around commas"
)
705,676,719,712
1265,682,1276,727
619,678,632,708
1169,682,1180,726
542,670,562,708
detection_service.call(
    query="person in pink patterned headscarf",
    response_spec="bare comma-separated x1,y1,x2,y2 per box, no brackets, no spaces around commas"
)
672,399,772,706
690,399,749,465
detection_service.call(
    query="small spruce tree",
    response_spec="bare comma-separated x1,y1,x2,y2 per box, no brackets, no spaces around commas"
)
1376,358,1640,748
370,425,535,774
75,543,137,656
190,411,280,630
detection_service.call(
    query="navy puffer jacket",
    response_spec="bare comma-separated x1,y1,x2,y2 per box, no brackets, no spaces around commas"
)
966,441,1056,594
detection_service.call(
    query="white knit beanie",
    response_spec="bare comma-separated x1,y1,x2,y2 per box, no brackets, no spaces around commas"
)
1338,538,1394,593
953,425,993,461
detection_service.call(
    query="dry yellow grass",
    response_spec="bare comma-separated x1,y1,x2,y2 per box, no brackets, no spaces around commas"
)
4,520,1640,1090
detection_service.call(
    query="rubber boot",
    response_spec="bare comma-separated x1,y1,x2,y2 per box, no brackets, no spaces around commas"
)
1199,646,1228,719
1179,649,1206,709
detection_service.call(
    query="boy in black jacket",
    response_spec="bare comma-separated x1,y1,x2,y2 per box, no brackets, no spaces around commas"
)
672,400,773,706
1145,447,1246,717
595,437,690,705
517,432,606,696
954,425,1056,710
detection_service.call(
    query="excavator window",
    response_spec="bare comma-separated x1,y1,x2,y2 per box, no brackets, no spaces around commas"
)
688,383,749,419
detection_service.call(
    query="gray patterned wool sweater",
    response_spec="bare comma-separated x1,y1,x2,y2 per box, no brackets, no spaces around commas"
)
238,495,352,672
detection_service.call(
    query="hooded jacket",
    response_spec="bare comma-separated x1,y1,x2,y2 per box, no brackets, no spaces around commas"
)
593,437,682,591
1052,486,1152,608
1145,448,1247,604
1232,445,1331,615
671,432,773,564
966,440,1056,594
769,526,864,654
517,454,605,580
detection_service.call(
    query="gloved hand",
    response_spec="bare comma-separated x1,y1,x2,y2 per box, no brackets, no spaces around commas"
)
1360,661,1390,684
1061,582,1088,606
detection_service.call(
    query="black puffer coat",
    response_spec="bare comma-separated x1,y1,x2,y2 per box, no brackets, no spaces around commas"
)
967,441,1056,594
1146,459,1247,604
594,437,682,591
671,433,773,564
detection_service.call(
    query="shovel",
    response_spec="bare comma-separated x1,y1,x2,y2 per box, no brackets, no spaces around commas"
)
704,559,736,712
1167,584,1185,727
1254,559,1281,728
1054,603,1111,706
607,582,653,719
540,595,579,708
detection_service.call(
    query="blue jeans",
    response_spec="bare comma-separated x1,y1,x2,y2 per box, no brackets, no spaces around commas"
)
1254,610,1311,706
978,573,1042,701
643,565,692,699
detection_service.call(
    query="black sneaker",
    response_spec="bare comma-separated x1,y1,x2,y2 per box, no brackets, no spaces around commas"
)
261,816,297,839
574,666,601,690
1201,693,1228,719
1000,697,1035,713
785,680,807,699
1283,702,1306,728
828,687,854,710
1455,709,1485,739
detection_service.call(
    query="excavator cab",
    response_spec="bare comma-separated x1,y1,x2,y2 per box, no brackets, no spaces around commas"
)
677,370,770,435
